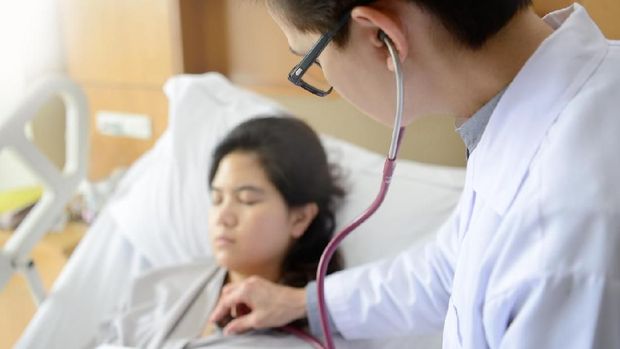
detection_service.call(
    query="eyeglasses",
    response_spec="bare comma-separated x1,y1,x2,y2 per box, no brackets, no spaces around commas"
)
287,13,351,97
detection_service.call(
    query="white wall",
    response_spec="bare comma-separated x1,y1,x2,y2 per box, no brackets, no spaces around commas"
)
0,0,66,191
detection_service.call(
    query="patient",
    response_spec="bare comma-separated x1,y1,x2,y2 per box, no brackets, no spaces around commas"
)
96,116,362,348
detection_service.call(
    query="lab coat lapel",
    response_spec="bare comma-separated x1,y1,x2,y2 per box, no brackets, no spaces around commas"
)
470,4,608,215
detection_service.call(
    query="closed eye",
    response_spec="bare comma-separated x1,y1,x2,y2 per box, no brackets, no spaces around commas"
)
237,192,263,206
236,186,265,206
210,190,223,206
239,198,261,206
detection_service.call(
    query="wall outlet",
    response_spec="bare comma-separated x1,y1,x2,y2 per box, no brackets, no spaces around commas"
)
96,111,152,140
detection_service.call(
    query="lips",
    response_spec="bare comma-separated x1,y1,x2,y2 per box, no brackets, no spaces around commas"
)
214,235,235,247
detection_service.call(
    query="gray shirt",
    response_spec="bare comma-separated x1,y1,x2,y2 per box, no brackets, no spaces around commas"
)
456,89,506,157
97,259,386,349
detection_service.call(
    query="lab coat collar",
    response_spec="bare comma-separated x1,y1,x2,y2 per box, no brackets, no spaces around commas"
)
469,4,608,215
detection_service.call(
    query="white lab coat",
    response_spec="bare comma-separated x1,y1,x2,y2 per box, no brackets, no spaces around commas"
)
323,4,620,348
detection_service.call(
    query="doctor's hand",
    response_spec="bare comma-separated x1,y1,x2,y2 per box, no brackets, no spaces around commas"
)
209,276,307,335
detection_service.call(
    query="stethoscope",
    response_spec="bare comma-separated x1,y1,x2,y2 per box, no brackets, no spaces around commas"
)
218,31,404,349
297,31,405,349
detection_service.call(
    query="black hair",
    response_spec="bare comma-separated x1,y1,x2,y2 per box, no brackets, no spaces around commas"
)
208,116,345,288
267,0,533,48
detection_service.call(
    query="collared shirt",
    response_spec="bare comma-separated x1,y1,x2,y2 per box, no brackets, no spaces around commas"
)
98,259,383,349
456,89,506,157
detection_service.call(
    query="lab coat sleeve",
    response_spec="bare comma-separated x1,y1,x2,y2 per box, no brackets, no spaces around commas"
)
321,213,460,339
306,281,340,338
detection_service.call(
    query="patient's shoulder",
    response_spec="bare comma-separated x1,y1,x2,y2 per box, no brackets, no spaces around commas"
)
135,258,218,282
127,258,221,304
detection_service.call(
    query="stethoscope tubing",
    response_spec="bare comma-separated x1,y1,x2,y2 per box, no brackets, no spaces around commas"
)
315,33,406,349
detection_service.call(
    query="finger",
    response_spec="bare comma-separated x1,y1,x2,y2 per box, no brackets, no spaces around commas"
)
209,294,236,323
223,313,258,335
209,287,247,323
220,282,237,295
209,300,232,323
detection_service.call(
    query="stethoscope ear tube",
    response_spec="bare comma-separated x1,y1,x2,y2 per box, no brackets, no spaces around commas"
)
383,31,406,160
314,31,406,349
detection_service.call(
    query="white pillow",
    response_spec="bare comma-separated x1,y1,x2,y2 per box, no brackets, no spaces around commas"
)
326,137,465,266
108,73,284,266
107,72,465,268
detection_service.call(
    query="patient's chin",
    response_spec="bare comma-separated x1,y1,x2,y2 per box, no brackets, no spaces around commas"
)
213,251,232,267
213,252,244,272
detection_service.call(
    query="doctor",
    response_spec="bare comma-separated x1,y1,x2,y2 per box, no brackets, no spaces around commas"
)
210,1,620,347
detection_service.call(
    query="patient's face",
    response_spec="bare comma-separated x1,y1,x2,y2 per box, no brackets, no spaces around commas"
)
208,151,294,281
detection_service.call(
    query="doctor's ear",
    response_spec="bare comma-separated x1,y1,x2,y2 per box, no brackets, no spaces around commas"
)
350,5,408,71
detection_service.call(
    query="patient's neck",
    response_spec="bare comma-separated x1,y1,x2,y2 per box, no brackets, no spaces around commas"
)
226,266,282,285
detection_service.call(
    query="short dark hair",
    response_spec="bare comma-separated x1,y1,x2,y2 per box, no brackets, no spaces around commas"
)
267,0,533,48
209,116,345,288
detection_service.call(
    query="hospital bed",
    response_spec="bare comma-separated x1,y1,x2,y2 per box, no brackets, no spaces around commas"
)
0,76,88,306
11,73,465,348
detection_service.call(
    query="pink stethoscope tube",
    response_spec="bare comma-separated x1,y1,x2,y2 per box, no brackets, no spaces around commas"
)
281,325,327,349
316,32,405,349
282,151,404,349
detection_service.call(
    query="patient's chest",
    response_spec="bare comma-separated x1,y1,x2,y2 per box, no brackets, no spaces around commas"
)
200,321,218,339
186,330,315,348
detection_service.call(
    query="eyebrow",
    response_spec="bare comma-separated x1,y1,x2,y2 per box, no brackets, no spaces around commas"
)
210,185,266,195
289,46,305,57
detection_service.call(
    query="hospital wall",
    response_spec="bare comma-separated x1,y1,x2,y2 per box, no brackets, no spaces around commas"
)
54,0,620,180
534,0,620,38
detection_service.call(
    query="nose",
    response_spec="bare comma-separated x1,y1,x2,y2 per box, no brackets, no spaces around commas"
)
214,200,237,228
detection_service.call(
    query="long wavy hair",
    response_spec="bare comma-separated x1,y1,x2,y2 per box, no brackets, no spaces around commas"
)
208,116,345,287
